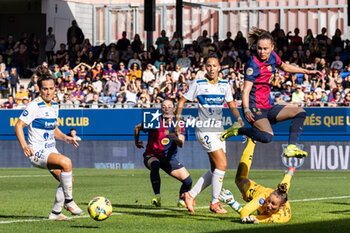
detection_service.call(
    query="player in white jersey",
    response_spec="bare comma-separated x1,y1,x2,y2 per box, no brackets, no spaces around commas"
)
14,74,84,220
175,56,244,214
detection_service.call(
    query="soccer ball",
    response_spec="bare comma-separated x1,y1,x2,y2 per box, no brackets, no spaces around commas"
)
87,197,112,221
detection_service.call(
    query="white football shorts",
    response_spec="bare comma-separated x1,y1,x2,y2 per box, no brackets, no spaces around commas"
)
28,144,59,169
195,129,226,153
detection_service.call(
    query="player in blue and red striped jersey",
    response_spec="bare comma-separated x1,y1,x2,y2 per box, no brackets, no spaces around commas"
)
134,99,192,208
221,27,322,158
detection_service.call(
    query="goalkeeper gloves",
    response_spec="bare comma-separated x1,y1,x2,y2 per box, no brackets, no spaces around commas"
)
241,216,259,224
219,188,242,213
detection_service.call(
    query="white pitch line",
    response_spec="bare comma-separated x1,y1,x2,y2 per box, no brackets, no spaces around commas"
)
0,175,51,178
1,195,350,225
290,195,350,202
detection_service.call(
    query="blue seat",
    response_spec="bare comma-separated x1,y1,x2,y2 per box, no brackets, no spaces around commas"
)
296,73,304,84
340,71,350,78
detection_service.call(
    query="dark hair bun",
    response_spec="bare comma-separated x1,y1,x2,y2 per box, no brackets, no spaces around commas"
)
277,183,288,193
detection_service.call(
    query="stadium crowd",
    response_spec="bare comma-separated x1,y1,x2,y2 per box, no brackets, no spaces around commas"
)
1,22,350,109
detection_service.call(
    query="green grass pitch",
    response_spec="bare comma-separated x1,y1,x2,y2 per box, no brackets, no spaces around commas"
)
0,168,349,233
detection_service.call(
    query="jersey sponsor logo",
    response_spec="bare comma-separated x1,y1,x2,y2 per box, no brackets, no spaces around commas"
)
281,143,305,168
259,198,265,206
143,109,161,129
161,138,170,145
43,132,49,140
45,142,56,148
22,110,29,117
197,95,224,105
32,118,57,130
246,67,253,75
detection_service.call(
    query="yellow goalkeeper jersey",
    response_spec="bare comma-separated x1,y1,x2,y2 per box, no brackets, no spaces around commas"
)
240,181,291,223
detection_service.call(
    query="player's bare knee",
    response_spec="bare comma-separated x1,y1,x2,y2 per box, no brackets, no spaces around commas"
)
61,157,72,171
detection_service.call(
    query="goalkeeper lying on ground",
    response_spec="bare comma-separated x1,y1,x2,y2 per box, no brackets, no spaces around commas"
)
219,139,295,224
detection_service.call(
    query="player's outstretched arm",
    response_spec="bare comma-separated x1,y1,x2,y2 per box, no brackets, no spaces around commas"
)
227,101,244,127
134,123,144,148
242,81,255,123
168,133,185,148
54,127,79,147
175,97,187,135
14,119,34,157
279,62,323,77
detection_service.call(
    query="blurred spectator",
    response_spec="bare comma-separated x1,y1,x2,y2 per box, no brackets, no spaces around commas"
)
330,55,343,70
92,75,103,95
56,43,68,65
116,31,130,52
128,52,142,69
344,92,350,106
9,67,19,95
45,27,56,65
343,74,350,92
91,62,103,80
96,43,108,63
120,84,137,108
291,85,305,104
73,62,91,85
70,84,84,108
100,74,121,106
15,85,29,104
304,29,314,49
1,95,16,109
197,30,208,48
51,64,62,80
116,61,128,84
67,20,84,45
332,29,343,52
102,61,117,83
0,63,9,98
142,64,155,85
107,43,119,65
128,63,142,82
60,93,73,109
114,94,125,108
13,43,28,77
67,128,82,141
86,93,106,109
156,30,169,54
288,28,303,50
169,31,183,49
316,27,328,47
15,96,29,109
131,34,142,53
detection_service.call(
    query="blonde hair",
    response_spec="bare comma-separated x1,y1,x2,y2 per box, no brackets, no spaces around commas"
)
10,67,17,75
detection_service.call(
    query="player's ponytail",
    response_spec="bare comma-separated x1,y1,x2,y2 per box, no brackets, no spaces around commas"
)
272,183,288,206
248,27,274,48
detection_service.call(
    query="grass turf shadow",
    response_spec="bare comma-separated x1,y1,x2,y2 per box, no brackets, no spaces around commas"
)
204,218,350,233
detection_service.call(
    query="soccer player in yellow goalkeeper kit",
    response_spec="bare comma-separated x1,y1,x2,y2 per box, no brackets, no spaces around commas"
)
219,139,294,224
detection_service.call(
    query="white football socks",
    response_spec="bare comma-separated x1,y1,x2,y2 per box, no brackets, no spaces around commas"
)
52,184,64,213
60,171,73,201
189,170,212,198
211,169,226,204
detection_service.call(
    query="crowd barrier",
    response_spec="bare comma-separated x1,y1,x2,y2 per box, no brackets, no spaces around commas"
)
0,108,349,141
1,108,349,170
1,140,348,170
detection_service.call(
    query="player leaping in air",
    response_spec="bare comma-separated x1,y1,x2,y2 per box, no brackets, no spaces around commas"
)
14,71,84,220
220,27,322,158
219,139,295,224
